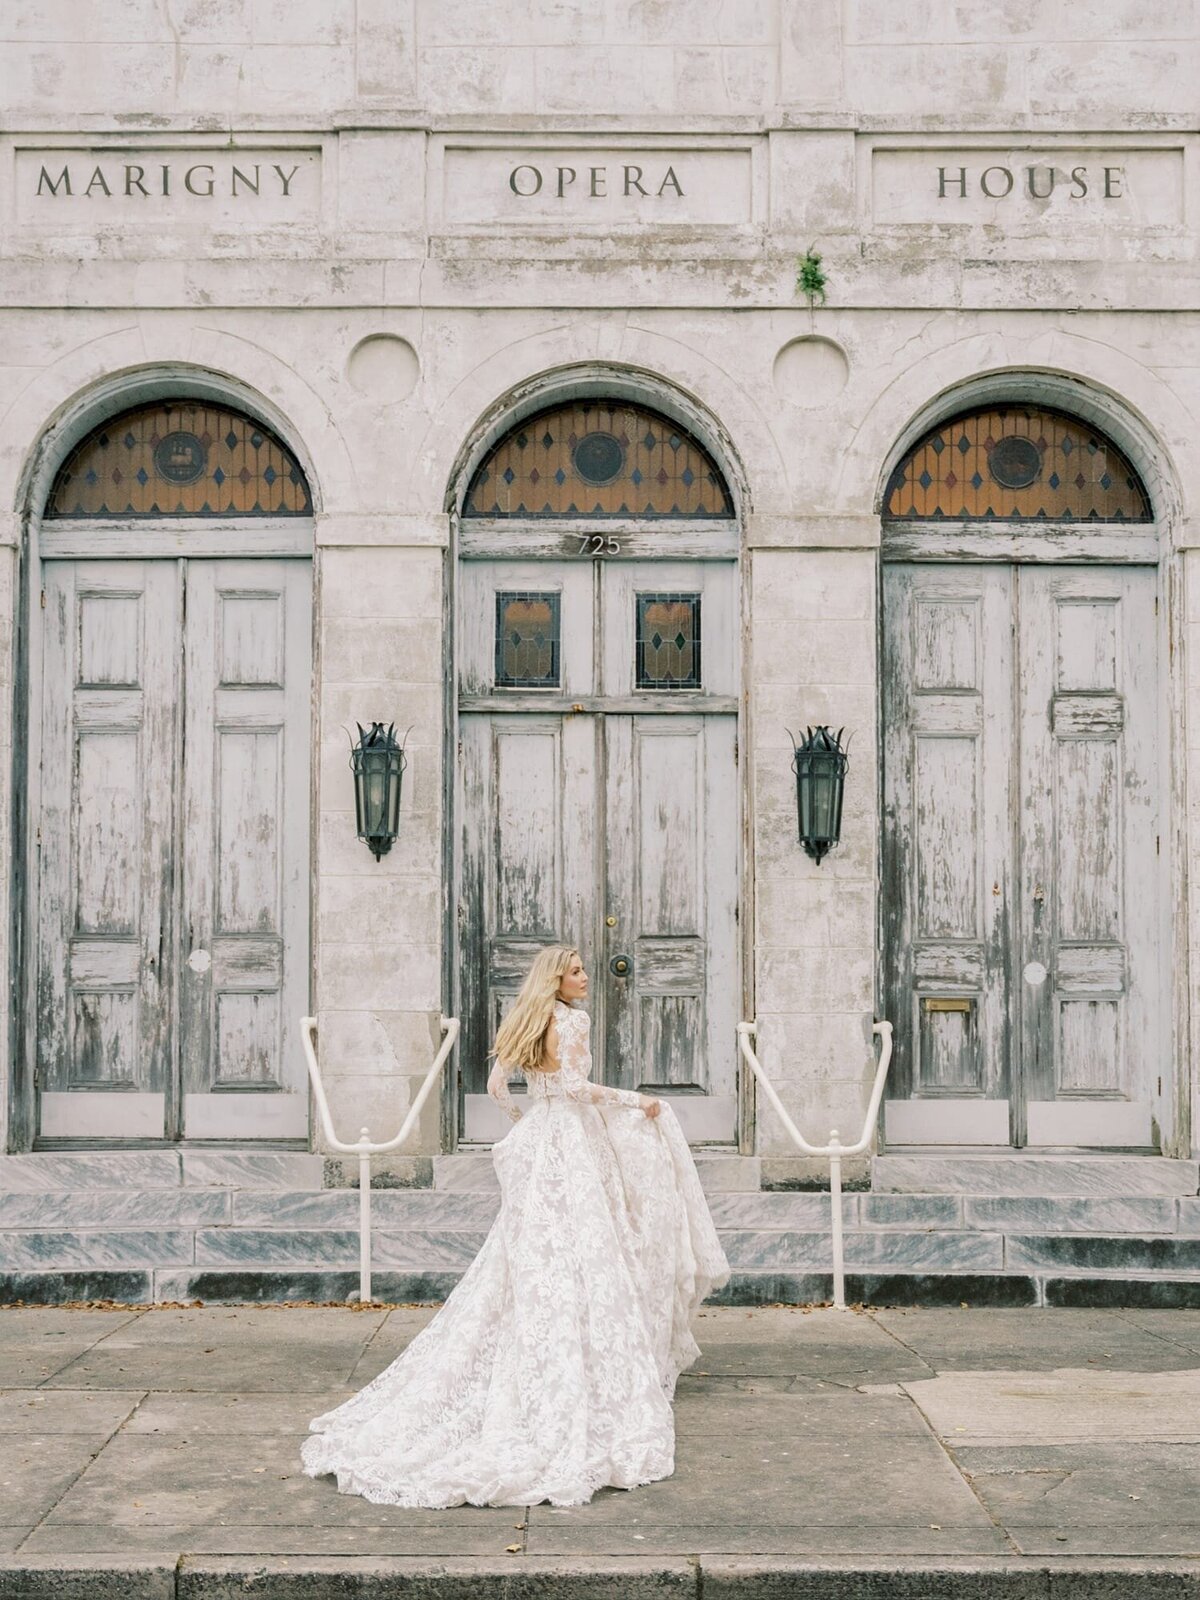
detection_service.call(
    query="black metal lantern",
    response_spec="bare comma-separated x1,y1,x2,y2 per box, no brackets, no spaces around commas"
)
348,722,408,860
789,725,850,865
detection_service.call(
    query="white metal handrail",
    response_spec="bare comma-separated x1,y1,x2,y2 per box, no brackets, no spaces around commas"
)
300,1014,460,1303
736,1018,894,1311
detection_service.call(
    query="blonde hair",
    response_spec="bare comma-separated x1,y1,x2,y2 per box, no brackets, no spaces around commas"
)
491,945,578,1073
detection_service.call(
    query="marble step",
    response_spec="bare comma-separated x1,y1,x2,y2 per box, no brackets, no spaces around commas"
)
0,1151,324,1192
223,1189,1200,1235
0,1224,1011,1272
431,1150,762,1193
873,1154,1200,1198
8,1265,1200,1310
5,1187,1199,1239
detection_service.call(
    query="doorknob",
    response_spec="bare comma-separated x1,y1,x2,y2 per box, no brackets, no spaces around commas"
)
609,954,631,977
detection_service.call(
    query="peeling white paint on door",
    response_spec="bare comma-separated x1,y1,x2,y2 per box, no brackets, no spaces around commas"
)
883,562,1162,1149
35,557,311,1143
458,556,739,1143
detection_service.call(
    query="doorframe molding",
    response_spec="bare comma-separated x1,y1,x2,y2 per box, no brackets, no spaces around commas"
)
9,369,318,1154
442,365,755,1153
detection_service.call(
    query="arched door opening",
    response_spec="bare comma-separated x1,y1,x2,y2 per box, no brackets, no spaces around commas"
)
879,401,1164,1149
31,398,314,1145
454,396,741,1144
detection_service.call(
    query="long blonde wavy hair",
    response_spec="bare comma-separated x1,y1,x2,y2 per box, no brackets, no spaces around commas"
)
490,945,578,1074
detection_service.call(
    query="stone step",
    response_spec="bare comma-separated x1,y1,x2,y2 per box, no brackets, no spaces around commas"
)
0,1224,1016,1273
0,1190,235,1227
7,1265,1200,1310
873,1154,1200,1198
861,1192,1200,1234
16,1223,1200,1276
0,1151,324,1192
3,1187,1195,1238
431,1149,762,1193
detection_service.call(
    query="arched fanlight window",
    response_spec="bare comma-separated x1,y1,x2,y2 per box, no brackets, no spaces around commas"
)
463,399,733,519
885,405,1151,523
47,400,312,517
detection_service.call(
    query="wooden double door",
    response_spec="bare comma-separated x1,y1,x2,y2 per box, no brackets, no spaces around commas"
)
34,558,312,1142
882,562,1163,1148
458,558,739,1142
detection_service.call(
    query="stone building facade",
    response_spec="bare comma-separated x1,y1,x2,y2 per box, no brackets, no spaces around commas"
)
3,1,1199,1214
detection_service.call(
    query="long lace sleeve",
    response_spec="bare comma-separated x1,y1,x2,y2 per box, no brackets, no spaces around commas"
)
556,1008,645,1110
486,1058,522,1123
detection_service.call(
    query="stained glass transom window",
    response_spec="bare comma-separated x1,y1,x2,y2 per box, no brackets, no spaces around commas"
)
495,592,561,688
464,401,733,519
636,593,702,689
885,406,1151,523
48,402,312,518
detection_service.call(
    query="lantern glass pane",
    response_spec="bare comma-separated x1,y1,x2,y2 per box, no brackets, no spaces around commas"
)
809,772,837,838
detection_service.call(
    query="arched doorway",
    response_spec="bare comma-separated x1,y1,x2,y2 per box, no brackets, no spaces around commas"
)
30,397,314,1144
453,394,741,1143
879,400,1165,1149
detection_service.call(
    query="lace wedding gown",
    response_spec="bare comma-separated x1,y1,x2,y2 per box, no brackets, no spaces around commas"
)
301,1000,730,1508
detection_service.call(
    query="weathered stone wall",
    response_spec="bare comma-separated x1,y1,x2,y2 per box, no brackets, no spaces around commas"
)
2,2,1198,1169
5,1,1198,120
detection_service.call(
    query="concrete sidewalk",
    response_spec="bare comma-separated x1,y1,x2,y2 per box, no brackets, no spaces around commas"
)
2,1302,1200,1597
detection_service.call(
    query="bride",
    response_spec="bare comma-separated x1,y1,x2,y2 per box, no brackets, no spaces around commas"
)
301,944,730,1508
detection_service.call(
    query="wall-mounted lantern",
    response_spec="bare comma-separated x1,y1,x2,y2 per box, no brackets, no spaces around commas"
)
348,722,408,860
789,725,850,865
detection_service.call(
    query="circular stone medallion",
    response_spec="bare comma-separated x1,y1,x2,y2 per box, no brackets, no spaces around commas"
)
346,334,420,402
153,431,207,484
772,336,850,408
988,435,1043,489
572,431,625,485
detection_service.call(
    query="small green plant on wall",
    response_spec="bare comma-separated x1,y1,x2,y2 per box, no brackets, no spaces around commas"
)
796,246,828,308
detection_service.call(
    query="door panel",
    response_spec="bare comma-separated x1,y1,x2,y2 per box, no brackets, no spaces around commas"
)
882,562,1162,1150
459,712,598,1140
600,562,737,696
37,562,179,1139
180,561,311,1139
882,566,1015,1146
458,561,593,698
604,714,738,1139
1019,567,1158,1147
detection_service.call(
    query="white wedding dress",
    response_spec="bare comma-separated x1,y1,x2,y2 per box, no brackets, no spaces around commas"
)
301,1000,730,1508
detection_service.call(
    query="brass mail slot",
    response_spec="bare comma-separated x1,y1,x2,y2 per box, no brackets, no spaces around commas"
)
923,997,972,1013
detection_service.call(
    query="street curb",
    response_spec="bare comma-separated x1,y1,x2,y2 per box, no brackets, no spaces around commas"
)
0,1555,176,1599
5,1556,1200,1599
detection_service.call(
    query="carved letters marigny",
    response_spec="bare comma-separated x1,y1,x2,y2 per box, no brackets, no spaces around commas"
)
18,148,321,227
34,159,302,199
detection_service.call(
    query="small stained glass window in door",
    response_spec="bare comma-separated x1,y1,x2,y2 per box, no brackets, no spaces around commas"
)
636,592,702,689
495,592,561,688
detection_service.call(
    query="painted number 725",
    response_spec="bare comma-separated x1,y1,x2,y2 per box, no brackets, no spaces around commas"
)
578,535,622,556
